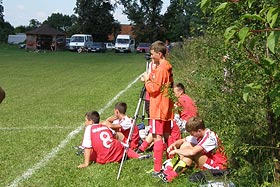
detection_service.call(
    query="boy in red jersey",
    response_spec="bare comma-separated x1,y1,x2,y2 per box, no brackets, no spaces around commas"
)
159,116,228,183
78,110,150,168
173,82,198,132
142,40,174,176
105,102,140,150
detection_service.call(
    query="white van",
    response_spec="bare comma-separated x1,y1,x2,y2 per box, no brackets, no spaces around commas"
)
114,35,135,53
69,34,93,51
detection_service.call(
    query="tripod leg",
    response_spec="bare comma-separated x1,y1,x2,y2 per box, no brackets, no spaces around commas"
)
141,96,146,122
117,146,128,180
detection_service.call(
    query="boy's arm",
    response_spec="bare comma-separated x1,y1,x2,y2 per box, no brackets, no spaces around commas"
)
170,145,203,157
106,115,117,123
104,120,122,130
167,138,185,153
104,115,120,130
78,148,92,168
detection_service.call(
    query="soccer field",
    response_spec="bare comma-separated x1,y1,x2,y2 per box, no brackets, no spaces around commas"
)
0,46,153,186
0,46,191,187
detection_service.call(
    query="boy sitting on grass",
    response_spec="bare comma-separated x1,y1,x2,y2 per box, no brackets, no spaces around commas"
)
78,110,151,168
158,116,228,183
104,102,140,150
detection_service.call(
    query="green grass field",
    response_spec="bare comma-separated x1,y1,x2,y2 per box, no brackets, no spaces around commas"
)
0,45,194,187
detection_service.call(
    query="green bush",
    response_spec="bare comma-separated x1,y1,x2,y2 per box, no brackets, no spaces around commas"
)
171,35,279,186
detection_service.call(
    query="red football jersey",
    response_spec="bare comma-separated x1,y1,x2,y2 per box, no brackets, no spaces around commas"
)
82,124,125,164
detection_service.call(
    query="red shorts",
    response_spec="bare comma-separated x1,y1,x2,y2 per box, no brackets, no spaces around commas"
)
201,154,227,170
149,119,171,135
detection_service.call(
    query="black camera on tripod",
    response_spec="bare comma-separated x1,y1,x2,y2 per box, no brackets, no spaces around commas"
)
145,53,151,61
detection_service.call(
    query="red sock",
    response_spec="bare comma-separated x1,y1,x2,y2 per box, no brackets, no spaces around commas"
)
127,148,139,159
139,140,150,152
153,140,164,172
164,170,178,182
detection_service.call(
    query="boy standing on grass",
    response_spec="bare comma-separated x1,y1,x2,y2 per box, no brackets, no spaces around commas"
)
104,102,140,150
159,116,228,183
78,110,150,168
142,40,174,176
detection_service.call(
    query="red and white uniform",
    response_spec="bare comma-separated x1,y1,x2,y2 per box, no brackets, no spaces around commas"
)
114,116,140,150
82,124,125,164
185,129,227,169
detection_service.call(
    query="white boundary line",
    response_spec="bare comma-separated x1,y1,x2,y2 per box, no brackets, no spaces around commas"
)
7,74,142,187
0,126,75,131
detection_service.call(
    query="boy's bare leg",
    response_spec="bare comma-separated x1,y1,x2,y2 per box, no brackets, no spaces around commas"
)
194,154,208,168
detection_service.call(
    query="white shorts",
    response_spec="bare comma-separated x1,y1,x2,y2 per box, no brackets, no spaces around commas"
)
174,114,187,132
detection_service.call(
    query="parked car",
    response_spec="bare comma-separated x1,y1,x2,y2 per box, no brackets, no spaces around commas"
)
19,43,26,49
115,35,135,53
136,43,151,53
69,34,93,51
87,42,106,53
105,42,115,50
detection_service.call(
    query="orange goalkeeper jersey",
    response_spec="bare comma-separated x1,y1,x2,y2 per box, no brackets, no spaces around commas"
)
145,59,174,121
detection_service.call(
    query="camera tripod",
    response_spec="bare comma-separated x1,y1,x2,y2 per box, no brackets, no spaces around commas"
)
117,54,150,180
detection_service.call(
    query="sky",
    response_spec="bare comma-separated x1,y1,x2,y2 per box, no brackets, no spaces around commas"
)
3,0,170,27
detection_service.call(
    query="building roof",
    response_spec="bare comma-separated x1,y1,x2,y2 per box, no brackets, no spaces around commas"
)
119,24,133,35
108,24,134,41
26,25,66,36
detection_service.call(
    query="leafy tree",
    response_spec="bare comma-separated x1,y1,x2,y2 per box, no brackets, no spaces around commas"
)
0,21,13,42
66,14,79,36
28,19,41,29
199,0,280,184
14,25,29,33
0,0,14,42
111,20,121,42
43,13,73,32
162,0,205,41
120,0,164,42
0,0,3,23
162,2,189,41
74,0,116,41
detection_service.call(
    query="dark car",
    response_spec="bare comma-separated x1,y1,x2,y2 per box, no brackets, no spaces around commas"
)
136,43,151,53
87,42,106,53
